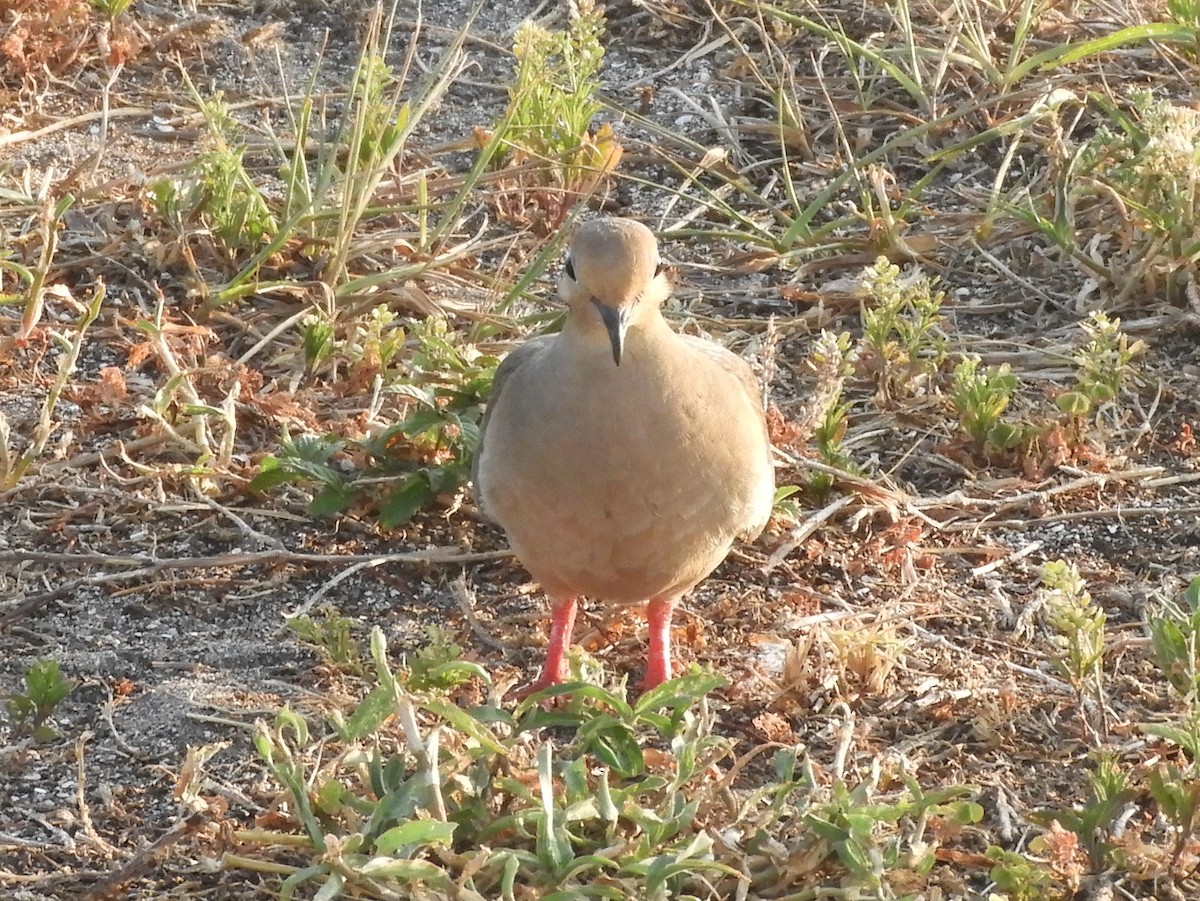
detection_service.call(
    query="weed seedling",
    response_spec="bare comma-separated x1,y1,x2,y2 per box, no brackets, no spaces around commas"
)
1148,576,1200,703
288,607,365,674
253,316,496,527
1041,560,1108,741
5,659,75,741
1,279,106,489
1142,708,1200,877
91,0,135,24
493,0,620,229
802,330,860,498
1031,751,1133,872
1068,92,1200,304
151,89,277,268
985,845,1061,901
1056,312,1145,420
231,626,983,898
859,257,946,401
950,355,1025,455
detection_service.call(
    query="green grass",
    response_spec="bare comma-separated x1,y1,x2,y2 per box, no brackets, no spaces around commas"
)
226,628,984,899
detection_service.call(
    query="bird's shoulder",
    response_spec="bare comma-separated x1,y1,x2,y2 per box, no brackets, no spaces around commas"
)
491,333,557,399
676,332,764,410
473,333,557,517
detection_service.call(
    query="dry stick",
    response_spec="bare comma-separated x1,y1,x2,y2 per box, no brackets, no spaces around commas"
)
83,811,210,901
0,868,110,887
943,503,1200,533
451,575,507,651
99,681,147,760
910,624,1075,695
970,237,1065,309
0,106,154,150
764,494,854,572
913,465,1166,515
74,731,120,857
0,547,510,569
278,557,390,626
0,97,272,151
0,547,511,628
970,540,1043,578
195,492,286,551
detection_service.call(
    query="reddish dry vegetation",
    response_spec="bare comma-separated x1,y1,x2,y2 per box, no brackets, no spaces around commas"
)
1,0,137,87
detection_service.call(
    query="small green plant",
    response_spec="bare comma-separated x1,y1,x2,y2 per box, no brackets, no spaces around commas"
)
405,625,476,693
5,659,75,741
208,1,471,312
1148,576,1200,702
1055,312,1145,419
151,90,277,266
495,0,621,227
1148,762,1200,877
985,846,1064,901
859,256,946,401
1168,0,1200,54
0,193,72,343
772,484,804,521
1142,710,1200,876
1031,751,1133,872
802,772,981,891
90,0,135,23
1169,0,1200,26
301,304,407,382
289,607,364,673
802,330,860,497
1,278,105,488
950,355,1025,454
1041,560,1107,741
129,291,239,472
1068,92,1200,304
253,316,497,527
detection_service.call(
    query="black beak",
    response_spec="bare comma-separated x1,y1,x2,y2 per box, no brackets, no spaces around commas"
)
593,301,629,366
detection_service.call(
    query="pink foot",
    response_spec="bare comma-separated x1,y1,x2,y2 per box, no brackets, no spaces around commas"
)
509,597,578,701
639,595,678,692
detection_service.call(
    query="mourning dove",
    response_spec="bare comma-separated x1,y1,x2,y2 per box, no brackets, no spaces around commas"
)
475,217,774,696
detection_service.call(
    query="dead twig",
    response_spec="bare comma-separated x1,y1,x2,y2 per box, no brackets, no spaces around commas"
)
84,811,211,901
451,575,508,651
0,547,512,628
75,731,120,857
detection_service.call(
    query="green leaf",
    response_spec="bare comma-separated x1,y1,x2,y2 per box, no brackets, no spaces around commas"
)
310,483,357,517
343,685,396,740
634,672,726,718
773,484,802,503
579,717,644,777
356,856,451,884
375,819,457,854
1056,391,1091,416
515,681,634,721
378,476,435,528
420,696,507,756
280,865,333,901
1042,22,1200,69
424,660,491,687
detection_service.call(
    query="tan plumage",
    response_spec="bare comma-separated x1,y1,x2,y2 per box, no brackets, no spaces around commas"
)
475,217,774,695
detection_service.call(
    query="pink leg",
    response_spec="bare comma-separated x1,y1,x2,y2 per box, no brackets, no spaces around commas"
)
512,597,578,700
641,595,678,691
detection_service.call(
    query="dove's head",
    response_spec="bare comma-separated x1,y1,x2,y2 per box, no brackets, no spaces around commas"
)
559,218,670,366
